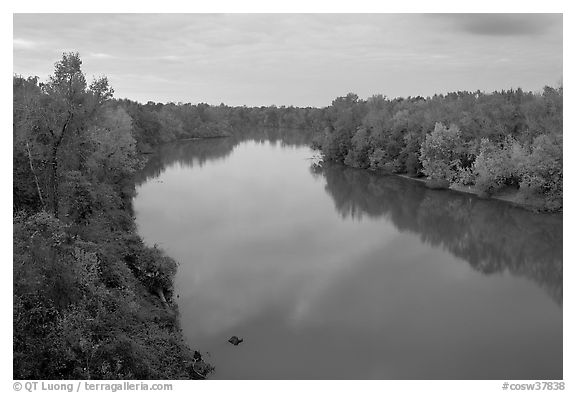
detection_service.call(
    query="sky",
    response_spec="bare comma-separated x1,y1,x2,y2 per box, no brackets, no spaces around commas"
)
13,13,563,107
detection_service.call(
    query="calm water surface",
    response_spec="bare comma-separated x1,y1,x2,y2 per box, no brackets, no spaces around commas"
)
133,134,562,380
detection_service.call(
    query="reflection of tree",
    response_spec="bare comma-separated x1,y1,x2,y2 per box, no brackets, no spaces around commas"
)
134,137,237,185
243,126,315,147
320,164,563,305
134,128,314,186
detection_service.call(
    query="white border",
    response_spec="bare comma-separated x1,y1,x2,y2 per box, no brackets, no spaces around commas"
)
3,2,573,393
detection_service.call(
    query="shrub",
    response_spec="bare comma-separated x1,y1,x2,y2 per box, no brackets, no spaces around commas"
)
455,166,475,186
471,137,528,194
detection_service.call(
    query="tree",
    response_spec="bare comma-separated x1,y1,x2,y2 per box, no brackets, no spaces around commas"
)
419,122,464,184
400,131,424,176
85,107,140,185
156,105,185,142
13,76,47,210
519,134,562,210
472,137,524,194
344,127,371,169
19,52,113,217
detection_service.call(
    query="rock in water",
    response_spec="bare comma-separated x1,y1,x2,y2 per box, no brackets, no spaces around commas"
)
228,336,244,345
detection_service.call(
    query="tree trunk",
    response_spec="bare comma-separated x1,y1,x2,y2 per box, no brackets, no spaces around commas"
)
50,113,72,218
50,143,59,217
25,141,45,210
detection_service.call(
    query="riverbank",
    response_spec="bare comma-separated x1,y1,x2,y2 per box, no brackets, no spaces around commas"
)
314,156,559,214
393,173,559,213
131,149,216,378
14,158,213,380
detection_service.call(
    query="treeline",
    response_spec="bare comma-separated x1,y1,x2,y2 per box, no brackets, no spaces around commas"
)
13,53,212,379
108,97,323,151
312,90,563,211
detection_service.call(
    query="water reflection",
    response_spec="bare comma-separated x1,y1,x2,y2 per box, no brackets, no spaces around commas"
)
134,135,562,379
134,127,314,186
318,164,563,305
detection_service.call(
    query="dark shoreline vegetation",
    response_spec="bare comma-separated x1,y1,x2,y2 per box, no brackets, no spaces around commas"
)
311,90,562,212
14,52,562,379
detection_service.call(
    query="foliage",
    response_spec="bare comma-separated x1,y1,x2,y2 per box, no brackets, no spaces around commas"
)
14,212,202,379
419,123,464,182
85,106,141,185
13,54,210,379
344,128,372,169
472,137,524,194
115,99,324,151
400,132,424,176
368,149,402,173
311,86,562,211
321,128,354,163
518,135,563,210
13,52,115,217
455,166,475,186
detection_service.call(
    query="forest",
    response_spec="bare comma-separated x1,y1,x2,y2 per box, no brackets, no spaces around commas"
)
108,95,323,151
312,90,562,211
108,83,563,212
13,53,214,379
13,52,562,379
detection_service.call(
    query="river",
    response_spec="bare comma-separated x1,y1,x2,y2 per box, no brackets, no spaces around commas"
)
133,131,562,380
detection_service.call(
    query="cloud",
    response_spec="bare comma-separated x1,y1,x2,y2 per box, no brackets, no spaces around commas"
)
88,52,114,59
13,14,563,106
13,38,36,49
158,55,182,61
432,13,562,37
